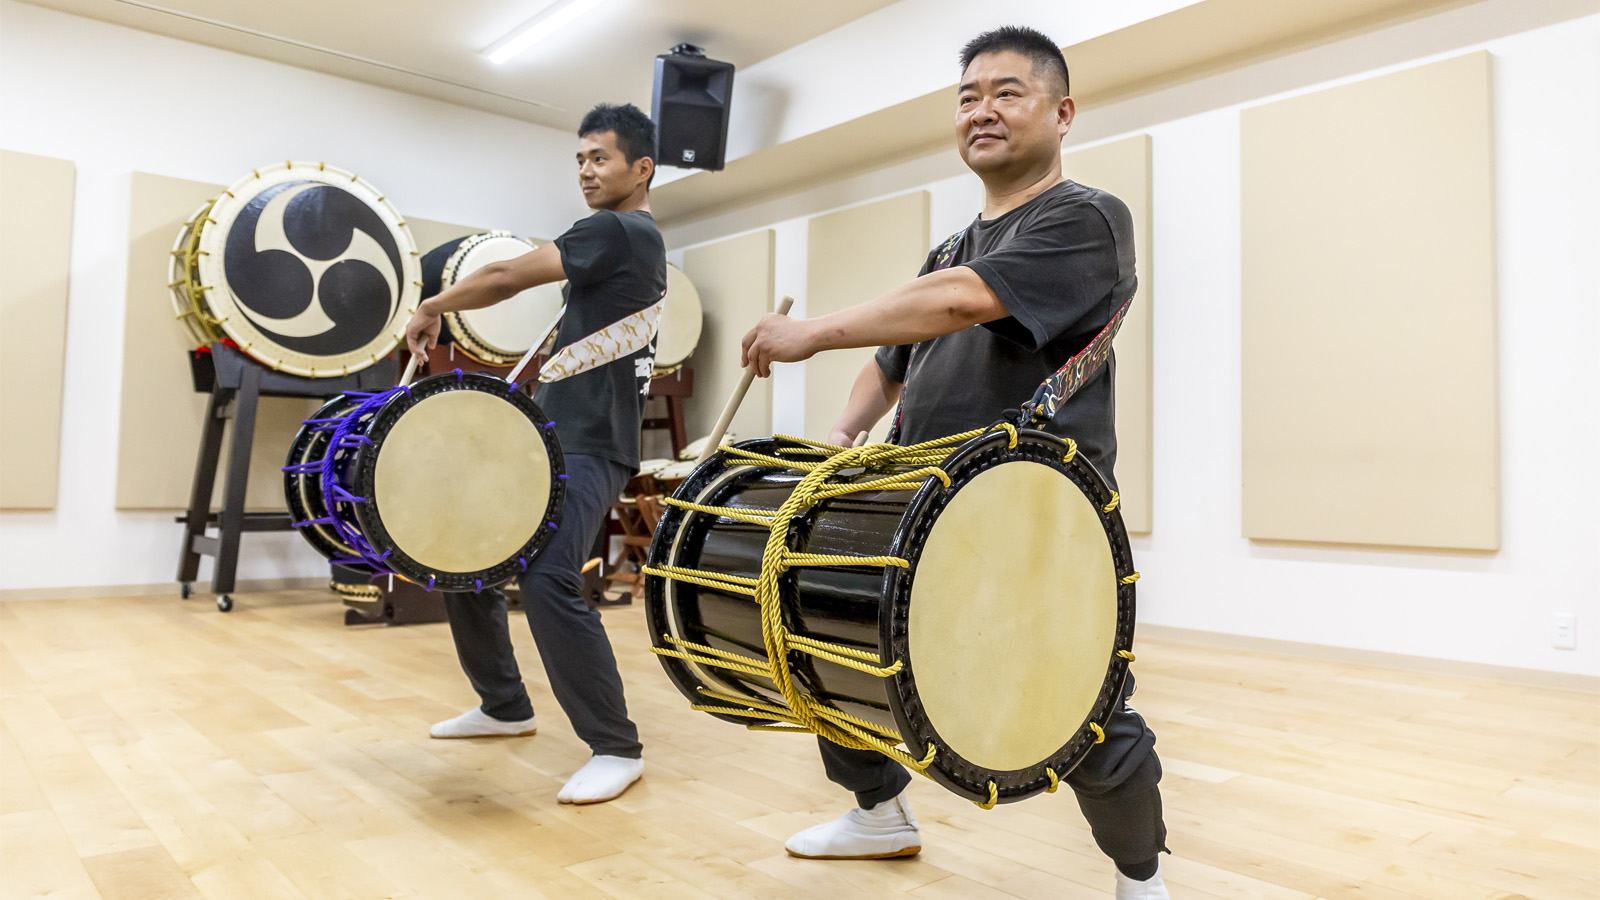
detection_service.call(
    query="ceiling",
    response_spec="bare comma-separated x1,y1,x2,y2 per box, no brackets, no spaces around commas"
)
650,0,1506,226
20,0,901,130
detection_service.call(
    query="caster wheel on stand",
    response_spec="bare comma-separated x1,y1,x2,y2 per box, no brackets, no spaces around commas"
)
216,595,233,612
180,582,192,599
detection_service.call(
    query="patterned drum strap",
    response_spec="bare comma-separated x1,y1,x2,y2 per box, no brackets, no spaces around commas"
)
537,290,668,384
887,228,1133,439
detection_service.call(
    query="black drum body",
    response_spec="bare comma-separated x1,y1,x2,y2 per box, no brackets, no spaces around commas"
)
645,428,1138,805
285,394,357,561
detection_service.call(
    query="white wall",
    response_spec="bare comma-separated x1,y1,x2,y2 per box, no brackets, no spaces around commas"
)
0,2,591,591
663,7,1600,676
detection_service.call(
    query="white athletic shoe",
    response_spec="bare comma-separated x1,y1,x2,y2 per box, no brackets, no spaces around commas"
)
429,708,537,739
557,755,644,804
785,789,922,859
1115,861,1171,900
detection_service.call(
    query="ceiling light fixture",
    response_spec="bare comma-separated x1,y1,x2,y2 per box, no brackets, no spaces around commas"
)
484,0,611,65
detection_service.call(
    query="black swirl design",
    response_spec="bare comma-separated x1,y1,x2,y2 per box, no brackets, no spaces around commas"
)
224,181,403,356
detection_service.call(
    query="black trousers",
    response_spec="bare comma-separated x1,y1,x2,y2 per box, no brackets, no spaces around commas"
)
817,673,1167,876
441,454,643,759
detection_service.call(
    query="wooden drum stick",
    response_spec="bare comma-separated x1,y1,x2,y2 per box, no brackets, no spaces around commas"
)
697,296,795,464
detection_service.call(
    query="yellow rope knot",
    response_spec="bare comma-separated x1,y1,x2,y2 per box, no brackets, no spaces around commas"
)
1062,437,1078,463
1120,572,1141,585
1089,722,1106,744
975,781,999,810
1116,649,1137,662
1046,767,1060,793
1103,491,1121,513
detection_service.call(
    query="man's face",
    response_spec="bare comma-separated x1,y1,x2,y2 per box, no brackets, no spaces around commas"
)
955,49,1072,177
576,130,647,209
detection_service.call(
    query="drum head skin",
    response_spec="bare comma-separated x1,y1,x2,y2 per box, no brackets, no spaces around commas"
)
886,430,1136,803
653,263,703,375
907,461,1117,771
353,372,564,590
678,432,736,462
195,162,420,377
440,233,563,366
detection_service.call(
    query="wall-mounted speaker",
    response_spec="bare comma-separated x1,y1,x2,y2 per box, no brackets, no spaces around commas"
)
652,43,734,172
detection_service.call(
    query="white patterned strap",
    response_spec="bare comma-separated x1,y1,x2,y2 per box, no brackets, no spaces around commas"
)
537,293,667,383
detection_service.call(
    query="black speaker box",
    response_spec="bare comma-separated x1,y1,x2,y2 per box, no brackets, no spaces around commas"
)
652,44,734,172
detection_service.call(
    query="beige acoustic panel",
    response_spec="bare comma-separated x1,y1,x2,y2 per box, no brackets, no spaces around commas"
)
681,230,776,442
1063,135,1153,534
805,192,929,441
408,216,493,258
0,151,76,510
1241,52,1498,550
117,173,316,511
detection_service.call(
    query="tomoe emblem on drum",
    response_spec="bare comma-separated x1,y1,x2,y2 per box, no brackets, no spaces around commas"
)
223,181,404,355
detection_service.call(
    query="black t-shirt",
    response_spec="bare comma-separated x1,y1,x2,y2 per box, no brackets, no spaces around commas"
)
874,180,1136,487
538,209,665,470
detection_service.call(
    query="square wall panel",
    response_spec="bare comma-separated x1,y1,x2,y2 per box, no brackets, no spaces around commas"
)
0,150,75,510
117,172,318,511
1063,135,1153,534
805,192,929,441
1241,52,1498,550
682,229,776,441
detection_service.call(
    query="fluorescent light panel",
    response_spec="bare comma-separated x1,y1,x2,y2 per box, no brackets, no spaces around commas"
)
484,0,610,65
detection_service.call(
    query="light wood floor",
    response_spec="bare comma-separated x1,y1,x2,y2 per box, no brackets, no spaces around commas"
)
1,589,1595,900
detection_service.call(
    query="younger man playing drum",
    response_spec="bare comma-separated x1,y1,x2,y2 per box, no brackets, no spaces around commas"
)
404,103,663,804
740,27,1169,899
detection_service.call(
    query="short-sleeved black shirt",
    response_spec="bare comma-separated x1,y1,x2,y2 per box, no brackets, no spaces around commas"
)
538,209,665,470
874,180,1136,487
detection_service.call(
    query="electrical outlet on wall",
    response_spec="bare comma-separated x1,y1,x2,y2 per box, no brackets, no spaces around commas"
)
1552,613,1577,650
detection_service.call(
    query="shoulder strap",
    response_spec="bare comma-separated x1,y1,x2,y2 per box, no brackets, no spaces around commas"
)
1017,295,1133,427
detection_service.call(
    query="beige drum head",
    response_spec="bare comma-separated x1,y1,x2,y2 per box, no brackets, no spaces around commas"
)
169,197,222,345
653,263,703,375
908,460,1119,772
196,161,419,377
638,458,673,477
442,233,564,366
679,432,735,461
655,460,699,481
373,390,552,573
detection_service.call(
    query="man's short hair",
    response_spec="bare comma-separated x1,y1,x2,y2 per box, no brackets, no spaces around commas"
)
578,103,657,185
959,25,1069,97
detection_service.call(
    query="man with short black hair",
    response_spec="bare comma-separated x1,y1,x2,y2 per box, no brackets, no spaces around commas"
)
740,27,1170,899
403,102,663,805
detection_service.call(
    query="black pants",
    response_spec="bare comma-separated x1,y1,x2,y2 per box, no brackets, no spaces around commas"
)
818,674,1167,877
441,454,642,759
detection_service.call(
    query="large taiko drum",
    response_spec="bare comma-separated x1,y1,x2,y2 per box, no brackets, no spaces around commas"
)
643,425,1138,807
652,263,703,376
419,232,565,367
169,161,420,377
283,370,565,591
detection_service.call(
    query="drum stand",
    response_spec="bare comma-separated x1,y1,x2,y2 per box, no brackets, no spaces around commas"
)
175,343,398,611
643,367,693,457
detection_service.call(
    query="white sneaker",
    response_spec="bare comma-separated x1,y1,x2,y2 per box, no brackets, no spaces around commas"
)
785,789,922,859
557,755,644,804
1115,860,1170,900
429,708,537,739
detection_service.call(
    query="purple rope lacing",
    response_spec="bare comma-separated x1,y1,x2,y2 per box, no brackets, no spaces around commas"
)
316,386,406,576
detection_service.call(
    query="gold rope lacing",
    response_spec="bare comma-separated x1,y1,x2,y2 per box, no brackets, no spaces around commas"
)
644,425,1012,772
644,421,1138,805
